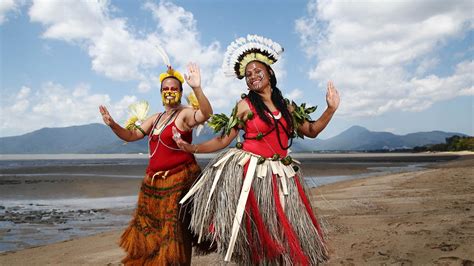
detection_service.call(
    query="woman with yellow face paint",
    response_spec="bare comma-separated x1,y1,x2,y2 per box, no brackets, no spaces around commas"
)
99,62,213,265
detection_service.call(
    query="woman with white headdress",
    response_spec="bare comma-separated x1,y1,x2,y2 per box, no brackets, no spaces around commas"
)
176,35,340,265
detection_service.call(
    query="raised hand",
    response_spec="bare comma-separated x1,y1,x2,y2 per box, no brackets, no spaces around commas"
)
99,105,115,126
184,62,201,89
326,81,340,112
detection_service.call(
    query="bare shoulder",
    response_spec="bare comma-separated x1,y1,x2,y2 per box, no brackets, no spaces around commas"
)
236,99,250,114
178,106,194,117
144,113,159,124
287,102,295,113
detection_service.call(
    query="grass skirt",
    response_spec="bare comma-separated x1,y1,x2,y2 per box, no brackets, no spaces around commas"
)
120,162,200,265
180,149,329,265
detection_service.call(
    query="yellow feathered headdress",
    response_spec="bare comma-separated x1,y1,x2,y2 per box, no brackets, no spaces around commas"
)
159,67,185,84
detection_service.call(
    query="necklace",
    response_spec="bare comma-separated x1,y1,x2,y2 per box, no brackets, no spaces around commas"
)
268,110,281,120
148,109,179,158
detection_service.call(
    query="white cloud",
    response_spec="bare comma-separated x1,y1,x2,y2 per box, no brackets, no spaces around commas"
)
27,0,233,98
285,88,303,100
296,0,473,117
26,0,245,111
0,82,137,137
145,1,254,109
29,0,165,87
27,0,285,110
0,0,23,24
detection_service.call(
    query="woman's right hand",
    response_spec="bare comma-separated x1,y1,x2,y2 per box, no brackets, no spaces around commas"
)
99,105,115,126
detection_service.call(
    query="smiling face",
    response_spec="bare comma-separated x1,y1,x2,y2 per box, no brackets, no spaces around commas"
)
245,61,271,92
160,77,182,106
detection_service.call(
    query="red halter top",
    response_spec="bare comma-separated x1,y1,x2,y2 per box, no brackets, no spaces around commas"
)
146,112,195,175
241,98,290,158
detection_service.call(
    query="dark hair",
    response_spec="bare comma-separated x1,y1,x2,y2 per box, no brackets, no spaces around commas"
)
160,76,183,92
247,63,293,134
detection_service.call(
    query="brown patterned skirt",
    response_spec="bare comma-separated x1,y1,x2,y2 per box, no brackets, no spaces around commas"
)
119,162,201,265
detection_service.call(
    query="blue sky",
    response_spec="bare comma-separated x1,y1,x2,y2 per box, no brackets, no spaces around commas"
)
1,0,473,139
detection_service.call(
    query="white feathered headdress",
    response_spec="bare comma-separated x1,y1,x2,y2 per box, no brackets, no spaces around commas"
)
222,34,284,79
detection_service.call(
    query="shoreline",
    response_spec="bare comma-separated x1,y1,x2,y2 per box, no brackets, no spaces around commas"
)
0,155,473,264
1,151,471,161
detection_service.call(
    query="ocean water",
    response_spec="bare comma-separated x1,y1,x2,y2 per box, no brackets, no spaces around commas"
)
305,163,429,187
0,196,136,252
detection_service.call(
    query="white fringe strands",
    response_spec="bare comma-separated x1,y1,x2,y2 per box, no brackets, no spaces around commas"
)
180,149,328,264
222,34,284,79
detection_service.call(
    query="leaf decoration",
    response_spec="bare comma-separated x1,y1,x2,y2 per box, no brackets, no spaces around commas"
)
291,101,317,139
207,104,241,137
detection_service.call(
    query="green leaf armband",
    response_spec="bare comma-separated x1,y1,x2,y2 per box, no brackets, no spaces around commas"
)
291,100,317,139
208,104,242,137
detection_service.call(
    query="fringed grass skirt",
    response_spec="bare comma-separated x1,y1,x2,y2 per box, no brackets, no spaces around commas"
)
120,162,201,266
180,148,329,265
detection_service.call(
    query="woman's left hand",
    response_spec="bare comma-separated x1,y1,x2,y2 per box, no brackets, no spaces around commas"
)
184,62,201,89
326,81,340,112
173,126,194,152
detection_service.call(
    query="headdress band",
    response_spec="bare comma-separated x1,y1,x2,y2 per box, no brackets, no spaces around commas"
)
159,68,184,84
222,34,284,79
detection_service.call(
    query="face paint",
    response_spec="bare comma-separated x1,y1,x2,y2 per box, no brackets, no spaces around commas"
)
161,89,182,106
246,68,266,91
255,71,265,90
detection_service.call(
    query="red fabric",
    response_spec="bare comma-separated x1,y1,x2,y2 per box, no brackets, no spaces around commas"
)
242,162,283,264
247,188,284,261
294,175,325,242
271,174,309,266
242,98,289,158
244,209,260,264
146,120,194,174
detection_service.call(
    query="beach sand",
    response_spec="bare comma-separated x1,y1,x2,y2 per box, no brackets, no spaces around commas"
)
0,155,472,265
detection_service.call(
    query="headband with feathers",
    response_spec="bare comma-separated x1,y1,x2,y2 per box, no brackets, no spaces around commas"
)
222,34,284,79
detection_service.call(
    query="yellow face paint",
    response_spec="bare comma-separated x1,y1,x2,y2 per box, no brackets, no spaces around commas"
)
161,90,182,106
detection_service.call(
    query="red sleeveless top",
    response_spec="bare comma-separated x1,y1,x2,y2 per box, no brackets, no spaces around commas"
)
146,113,195,174
242,99,290,158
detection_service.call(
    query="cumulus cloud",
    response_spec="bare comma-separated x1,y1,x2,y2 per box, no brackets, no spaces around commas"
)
296,0,473,117
144,1,248,108
0,82,136,137
29,0,165,85
285,88,303,101
27,0,251,109
0,0,24,24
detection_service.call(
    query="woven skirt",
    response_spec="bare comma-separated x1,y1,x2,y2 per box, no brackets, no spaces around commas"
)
120,162,201,265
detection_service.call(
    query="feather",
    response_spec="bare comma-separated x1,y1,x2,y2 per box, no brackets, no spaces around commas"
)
155,44,170,67
222,34,284,78
128,101,150,122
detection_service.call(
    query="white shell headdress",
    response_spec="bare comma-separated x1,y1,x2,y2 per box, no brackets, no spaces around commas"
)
222,34,284,79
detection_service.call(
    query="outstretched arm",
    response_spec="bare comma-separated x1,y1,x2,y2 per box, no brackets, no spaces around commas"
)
298,81,340,138
99,105,156,142
175,99,250,152
175,127,239,153
184,63,213,127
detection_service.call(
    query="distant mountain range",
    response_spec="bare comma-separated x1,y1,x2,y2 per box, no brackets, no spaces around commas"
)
0,123,468,154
